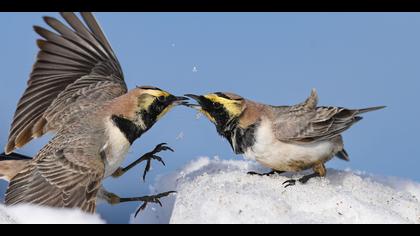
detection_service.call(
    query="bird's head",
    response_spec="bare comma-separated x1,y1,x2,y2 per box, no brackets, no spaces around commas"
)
131,86,188,129
110,86,188,144
185,92,246,132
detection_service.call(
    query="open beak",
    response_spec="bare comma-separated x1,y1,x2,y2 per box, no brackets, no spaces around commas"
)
172,96,190,106
184,94,203,109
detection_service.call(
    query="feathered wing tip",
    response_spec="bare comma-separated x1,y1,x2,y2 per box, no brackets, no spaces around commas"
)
0,152,31,182
1,152,32,161
358,106,386,114
5,12,126,155
301,88,318,109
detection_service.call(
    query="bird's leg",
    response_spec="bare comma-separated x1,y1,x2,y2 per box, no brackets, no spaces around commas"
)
101,188,176,217
247,170,285,176
283,164,326,188
112,143,173,181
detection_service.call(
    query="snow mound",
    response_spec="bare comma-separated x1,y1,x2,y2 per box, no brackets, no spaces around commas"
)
132,157,420,224
0,204,105,224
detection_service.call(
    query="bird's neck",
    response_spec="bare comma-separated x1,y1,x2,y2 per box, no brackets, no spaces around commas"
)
111,115,146,144
217,118,257,155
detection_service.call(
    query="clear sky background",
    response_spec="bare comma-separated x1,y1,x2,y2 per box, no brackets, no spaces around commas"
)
0,13,419,223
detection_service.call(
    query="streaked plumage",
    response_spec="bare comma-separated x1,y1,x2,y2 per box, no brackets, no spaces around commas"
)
186,89,385,186
2,12,184,212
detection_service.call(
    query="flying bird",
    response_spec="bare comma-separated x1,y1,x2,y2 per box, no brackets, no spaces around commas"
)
185,90,385,187
1,12,187,213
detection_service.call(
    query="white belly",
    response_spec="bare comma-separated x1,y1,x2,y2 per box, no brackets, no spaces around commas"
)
103,120,131,177
244,119,336,171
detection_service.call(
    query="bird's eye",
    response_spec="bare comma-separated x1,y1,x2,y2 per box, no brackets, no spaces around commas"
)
157,96,165,102
213,102,222,109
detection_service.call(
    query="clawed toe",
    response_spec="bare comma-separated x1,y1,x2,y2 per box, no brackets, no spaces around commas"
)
282,179,297,188
153,143,175,154
141,143,174,181
134,191,177,217
247,171,263,176
247,170,283,176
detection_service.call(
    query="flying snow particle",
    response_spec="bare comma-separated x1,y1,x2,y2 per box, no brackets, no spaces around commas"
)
195,112,203,120
176,132,184,140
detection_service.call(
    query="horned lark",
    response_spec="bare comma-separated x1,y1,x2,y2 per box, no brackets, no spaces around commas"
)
1,12,187,213
186,90,385,187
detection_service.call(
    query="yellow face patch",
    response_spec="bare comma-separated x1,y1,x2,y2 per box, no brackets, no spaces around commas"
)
204,94,244,117
145,89,171,98
138,89,171,112
138,95,155,110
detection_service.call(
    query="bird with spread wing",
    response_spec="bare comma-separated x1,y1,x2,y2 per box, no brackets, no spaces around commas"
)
0,12,187,213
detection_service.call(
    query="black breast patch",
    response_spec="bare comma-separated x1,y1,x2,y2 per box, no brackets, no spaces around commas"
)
111,115,144,144
232,124,257,154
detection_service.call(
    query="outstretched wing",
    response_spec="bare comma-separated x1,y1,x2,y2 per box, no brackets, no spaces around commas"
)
273,106,385,143
6,12,127,154
5,137,105,213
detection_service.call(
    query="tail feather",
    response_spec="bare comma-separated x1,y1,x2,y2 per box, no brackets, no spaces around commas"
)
358,106,386,114
336,149,350,161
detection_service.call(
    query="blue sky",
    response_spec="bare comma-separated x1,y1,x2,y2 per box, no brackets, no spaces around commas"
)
0,13,419,223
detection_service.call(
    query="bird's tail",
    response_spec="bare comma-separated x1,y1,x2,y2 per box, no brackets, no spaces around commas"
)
0,152,32,182
357,106,386,114
336,149,350,161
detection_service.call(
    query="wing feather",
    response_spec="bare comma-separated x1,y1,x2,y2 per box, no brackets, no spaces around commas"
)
274,106,366,143
272,90,382,143
5,139,104,213
6,12,126,154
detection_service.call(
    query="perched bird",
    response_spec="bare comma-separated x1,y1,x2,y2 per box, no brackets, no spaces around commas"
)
185,90,385,187
1,12,187,213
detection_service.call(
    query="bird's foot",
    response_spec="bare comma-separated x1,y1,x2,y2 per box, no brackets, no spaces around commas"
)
140,143,174,181
247,170,284,176
103,190,176,217
126,191,177,217
139,143,175,181
112,143,174,180
282,179,297,188
282,172,320,188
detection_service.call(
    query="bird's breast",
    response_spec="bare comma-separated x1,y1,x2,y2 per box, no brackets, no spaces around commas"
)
244,119,336,172
102,119,131,177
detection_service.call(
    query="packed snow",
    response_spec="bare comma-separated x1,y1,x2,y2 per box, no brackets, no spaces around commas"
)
0,204,105,224
132,157,420,224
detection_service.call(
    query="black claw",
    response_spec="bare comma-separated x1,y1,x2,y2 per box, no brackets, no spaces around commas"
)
247,171,260,176
142,159,151,181
150,143,174,155
136,203,148,217
284,183,294,188
159,146,174,152
247,171,270,176
247,170,283,176
283,179,296,188
152,155,166,166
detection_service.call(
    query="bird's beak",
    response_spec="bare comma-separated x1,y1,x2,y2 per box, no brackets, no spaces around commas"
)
172,96,190,106
184,94,203,109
